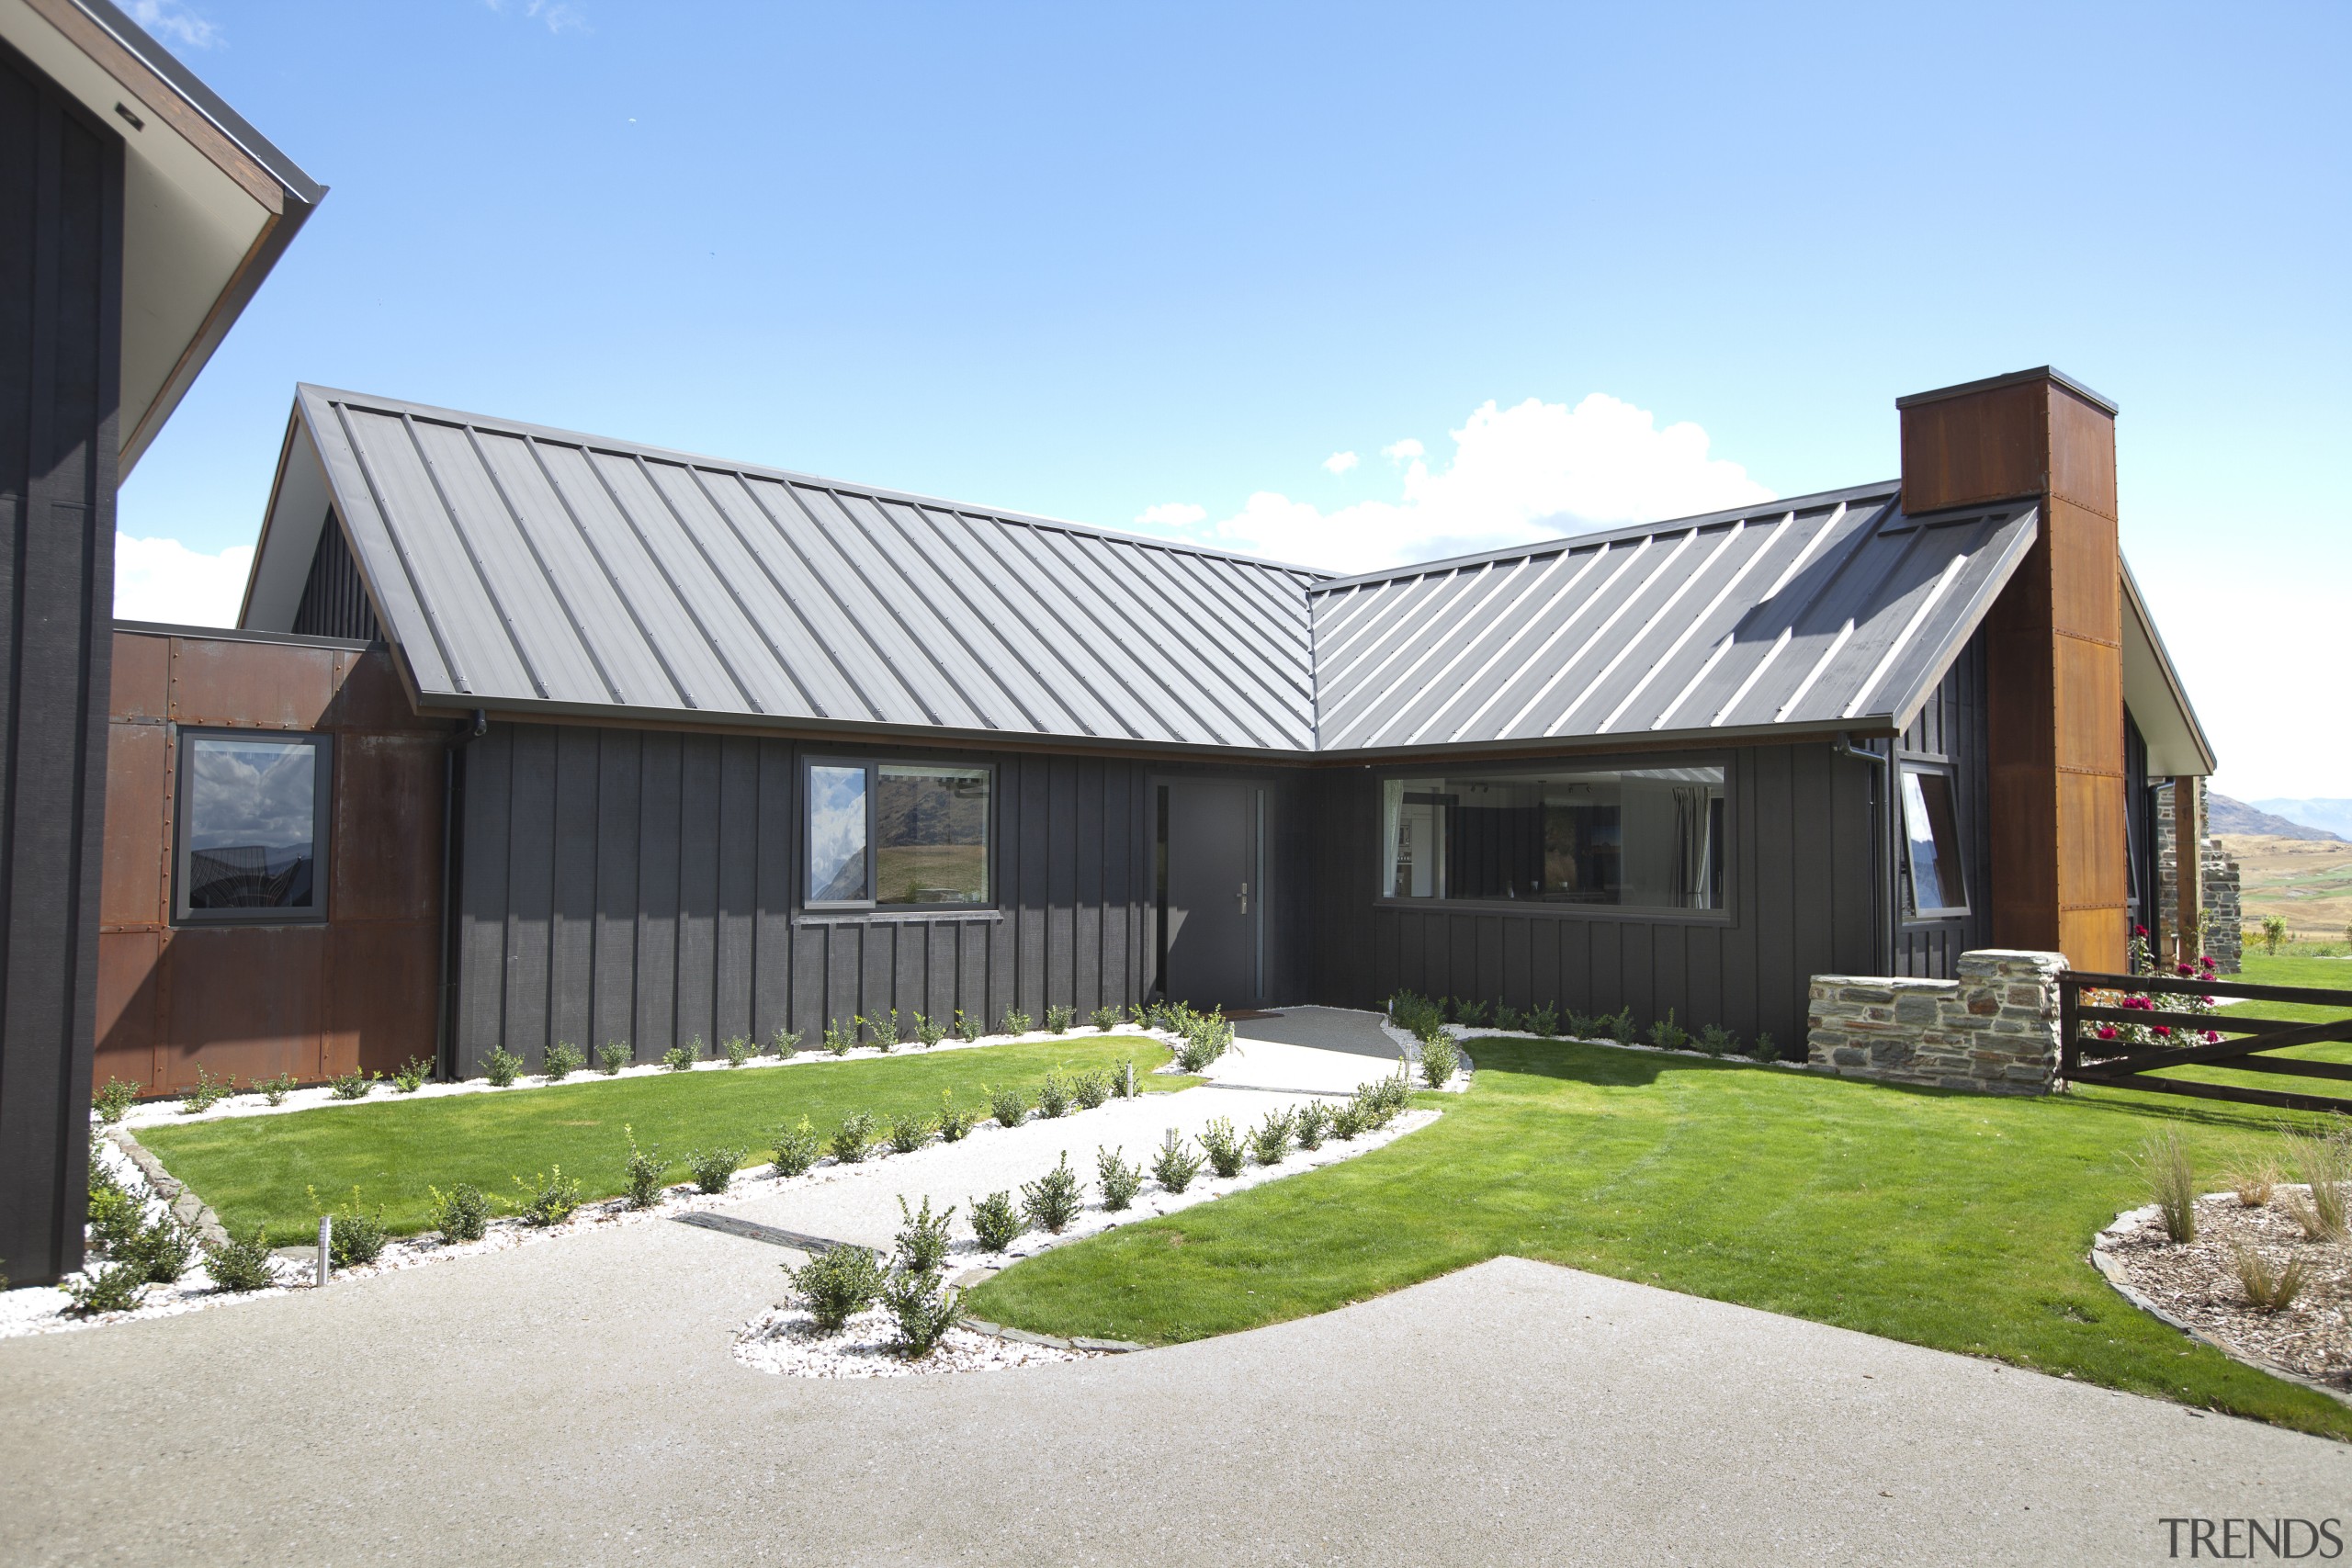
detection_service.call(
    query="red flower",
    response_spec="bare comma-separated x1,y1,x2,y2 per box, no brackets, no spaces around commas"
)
2154,1025,2172,1037
2098,1025,2118,1040
2133,924,2149,938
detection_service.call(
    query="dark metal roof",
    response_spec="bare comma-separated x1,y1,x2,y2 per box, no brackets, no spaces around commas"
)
280,387,1323,750
252,389,2043,757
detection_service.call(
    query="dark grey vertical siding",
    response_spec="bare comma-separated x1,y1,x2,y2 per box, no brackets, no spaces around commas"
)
1306,740,1881,1052
289,513,382,641
1894,629,1991,977
0,46,120,1285
455,725,1155,1071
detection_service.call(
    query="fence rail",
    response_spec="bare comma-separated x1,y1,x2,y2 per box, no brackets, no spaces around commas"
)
2058,970,2352,1114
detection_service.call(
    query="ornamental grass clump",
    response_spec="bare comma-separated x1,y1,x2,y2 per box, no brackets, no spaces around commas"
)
1151,1128,1204,1192
1250,1108,1295,1167
1090,1005,1120,1032
786,1245,885,1333
543,1041,586,1081
65,1261,148,1315
969,1190,1024,1253
512,1168,582,1227
259,1072,298,1106
2226,1148,2281,1207
2135,1129,2199,1243
1022,1153,1085,1234
723,1036,755,1069
202,1227,278,1292
185,1064,235,1113
988,1083,1029,1129
484,1045,525,1087
327,1067,379,1101
392,1055,433,1093
2286,1129,2349,1241
687,1145,743,1194
1037,1071,1074,1119
1294,1100,1331,1150
1419,1031,1461,1089
94,1076,140,1123
1001,1007,1034,1036
768,1118,820,1179
1096,1145,1143,1211
2233,1243,2312,1312
935,1090,976,1143
429,1180,492,1242
1198,1117,1247,1179
893,1195,956,1278
1071,1070,1111,1110
887,1113,935,1155
830,1111,876,1165
597,1040,633,1075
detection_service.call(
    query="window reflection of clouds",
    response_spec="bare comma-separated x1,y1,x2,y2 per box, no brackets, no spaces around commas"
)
808,765,868,902
188,739,314,851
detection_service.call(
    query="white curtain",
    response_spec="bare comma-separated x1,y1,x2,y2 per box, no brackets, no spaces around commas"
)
1670,786,1711,908
1381,779,1404,897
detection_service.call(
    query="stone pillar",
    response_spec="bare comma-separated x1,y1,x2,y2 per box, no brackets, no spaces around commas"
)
1806,949,2067,1095
2201,845,2242,974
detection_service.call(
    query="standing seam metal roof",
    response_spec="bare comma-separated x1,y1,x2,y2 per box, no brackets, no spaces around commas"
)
259,388,2042,756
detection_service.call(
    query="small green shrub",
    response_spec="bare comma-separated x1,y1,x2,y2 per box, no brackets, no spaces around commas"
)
312,1187,390,1267
622,1128,669,1209
722,1036,754,1068
1648,1011,1690,1052
66,1260,148,1315
824,1020,855,1056
1454,998,1491,1027
88,1185,147,1254
1526,1003,1559,1038
598,1040,633,1075
1001,1006,1034,1036
830,1111,876,1164
391,1055,433,1093
887,1113,935,1155
661,1042,695,1073
1697,1024,1736,1057
428,1180,492,1242
935,1090,976,1143
122,1214,197,1284
1329,1099,1368,1140
202,1227,278,1292
988,1083,1029,1129
1596,1007,1635,1043
893,1194,956,1278
786,1245,885,1332
1059,1070,1105,1111
955,1009,983,1043
860,1012,897,1053
484,1045,525,1087
1090,1005,1120,1032
1419,1032,1461,1089
543,1041,585,1081
765,1026,801,1059
969,1190,1024,1252
768,1118,820,1178
1250,1109,1295,1167
1096,1145,1143,1211
512,1167,582,1228
258,1072,298,1106
2136,1129,2198,1243
327,1067,379,1100
883,1269,963,1357
914,1012,946,1048
94,1077,141,1123
1045,1004,1075,1034
1037,1071,1073,1119
1151,1128,1204,1192
1494,1003,1522,1032
1750,1032,1780,1065
1199,1117,1247,1179
1295,1100,1331,1150
1168,1004,1235,1071
686,1145,742,1194
1022,1153,1085,1234
185,1064,235,1113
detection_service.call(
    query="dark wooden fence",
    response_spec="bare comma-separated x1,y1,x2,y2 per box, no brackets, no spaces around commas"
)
2059,971,2352,1114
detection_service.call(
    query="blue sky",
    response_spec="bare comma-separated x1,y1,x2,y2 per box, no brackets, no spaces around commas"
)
117,1,2348,797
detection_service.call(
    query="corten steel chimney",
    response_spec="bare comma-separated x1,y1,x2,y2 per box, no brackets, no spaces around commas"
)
1896,367,2128,974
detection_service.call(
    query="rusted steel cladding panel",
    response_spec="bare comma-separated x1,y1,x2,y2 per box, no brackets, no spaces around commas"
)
2047,387,2119,520
109,631,171,720
332,733,444,921
326,646,441,733
102,719,167,927
95,931,163,1091
326,921,439,1077
169,636,338,728
2054,636,2123,776
162,926,329,1088
1900,380,2050,513
2048,497,2121,646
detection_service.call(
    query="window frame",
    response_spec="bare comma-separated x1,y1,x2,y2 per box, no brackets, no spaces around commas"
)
171,726,334,927
1896,761,1970,920
1370,751,1735,922
801,754,997,915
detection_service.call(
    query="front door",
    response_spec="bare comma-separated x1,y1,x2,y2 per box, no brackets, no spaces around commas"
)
1161,779,1264,1010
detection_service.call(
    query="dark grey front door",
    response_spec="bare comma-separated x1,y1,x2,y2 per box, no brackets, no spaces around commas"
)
1162,779,1263,1010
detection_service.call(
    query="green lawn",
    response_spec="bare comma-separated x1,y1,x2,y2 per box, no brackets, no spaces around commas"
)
2149,953,2352,1096
138,1037,1189,1243
967,1035,2352,1439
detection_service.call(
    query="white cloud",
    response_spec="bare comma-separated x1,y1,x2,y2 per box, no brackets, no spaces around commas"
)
1138,393,1773,574
1135,502,1206,528
483,0,587,33
114,534,253,626
128,0,220,50
1322,451,1359,476
1381,438,1425,462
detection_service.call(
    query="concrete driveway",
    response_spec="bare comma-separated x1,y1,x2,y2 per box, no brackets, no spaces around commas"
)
2,1217,2343,1565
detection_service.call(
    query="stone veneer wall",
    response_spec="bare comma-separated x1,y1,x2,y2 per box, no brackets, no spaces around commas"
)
2153,781,2240,974
1806,950,2067,1095
2203,847,2243,974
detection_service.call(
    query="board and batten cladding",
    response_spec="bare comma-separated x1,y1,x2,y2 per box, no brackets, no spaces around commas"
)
1893,627,1992,978
451,724,1157,1071
1304,739,1883,1050
0,41,122,1285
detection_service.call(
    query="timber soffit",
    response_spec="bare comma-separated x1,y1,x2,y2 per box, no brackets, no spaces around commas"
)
274,387,2044,758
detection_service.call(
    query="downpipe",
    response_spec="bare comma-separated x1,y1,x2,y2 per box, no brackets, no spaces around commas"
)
1833,732,1894,976
434,710,489,1081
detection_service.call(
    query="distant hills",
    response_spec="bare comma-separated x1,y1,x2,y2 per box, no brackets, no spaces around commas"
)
2252,797,2352,840
2210,793,2347,843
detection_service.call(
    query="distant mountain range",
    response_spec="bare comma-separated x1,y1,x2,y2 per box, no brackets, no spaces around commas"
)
2210,793,2348,843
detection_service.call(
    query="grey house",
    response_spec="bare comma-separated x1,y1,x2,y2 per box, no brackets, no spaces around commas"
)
161,365,2211,1084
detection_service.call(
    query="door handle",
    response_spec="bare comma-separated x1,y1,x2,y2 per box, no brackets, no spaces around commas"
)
1238,881,1249,915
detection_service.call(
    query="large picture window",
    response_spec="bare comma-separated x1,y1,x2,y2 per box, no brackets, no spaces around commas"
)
174,730,332,924
806,758,992,910
1380,764,1725,910
1900,765,1968,917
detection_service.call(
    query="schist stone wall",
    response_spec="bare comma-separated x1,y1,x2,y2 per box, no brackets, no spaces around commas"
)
2153,780,2241,975
1805,950,2068,1094
2203,848,2244,974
